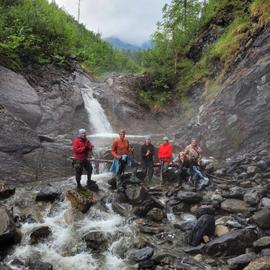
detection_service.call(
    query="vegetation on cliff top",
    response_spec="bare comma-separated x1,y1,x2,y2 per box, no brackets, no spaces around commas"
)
138,0,270,112
0,0,138,75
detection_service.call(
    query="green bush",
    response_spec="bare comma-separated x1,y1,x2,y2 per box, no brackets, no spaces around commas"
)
0,0,137,74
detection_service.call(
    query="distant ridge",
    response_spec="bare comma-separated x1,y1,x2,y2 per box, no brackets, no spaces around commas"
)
105,37,152,51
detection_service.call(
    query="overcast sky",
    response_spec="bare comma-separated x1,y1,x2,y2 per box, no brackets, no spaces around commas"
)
50,0,170,45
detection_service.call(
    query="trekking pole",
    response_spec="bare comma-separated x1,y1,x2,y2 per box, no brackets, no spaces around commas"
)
160,160,164,187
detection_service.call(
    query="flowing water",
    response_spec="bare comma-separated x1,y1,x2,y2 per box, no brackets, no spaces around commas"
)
4,175,137,270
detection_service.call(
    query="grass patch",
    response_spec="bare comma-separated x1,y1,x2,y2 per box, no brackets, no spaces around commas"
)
250,0,270,27
138,90,172,113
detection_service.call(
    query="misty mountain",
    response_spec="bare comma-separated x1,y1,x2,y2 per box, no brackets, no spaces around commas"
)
105,37,152,51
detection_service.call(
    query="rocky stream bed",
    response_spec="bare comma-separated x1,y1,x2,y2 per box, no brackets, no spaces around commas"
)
1,148,270,270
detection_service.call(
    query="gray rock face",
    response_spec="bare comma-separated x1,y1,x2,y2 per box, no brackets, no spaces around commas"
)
252,208,270,229
0,207,16,246
0,106,40,154
204,229,257,256
174,30,270,158
253,236,270,250
0,66,41,128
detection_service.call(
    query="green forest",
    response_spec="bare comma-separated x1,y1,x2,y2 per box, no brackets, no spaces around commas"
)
0,0,269,107
0,0,138,75
137,0,270,111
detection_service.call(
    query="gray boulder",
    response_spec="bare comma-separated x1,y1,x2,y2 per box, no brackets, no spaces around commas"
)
0,207,16,246
0,66,41,128
204,229,257,256
227,253,256,270
252,208,270,229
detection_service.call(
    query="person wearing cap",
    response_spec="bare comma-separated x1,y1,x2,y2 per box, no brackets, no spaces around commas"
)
72,128,95,189
141,136,155,183
111,129,134,193
158,136,173,174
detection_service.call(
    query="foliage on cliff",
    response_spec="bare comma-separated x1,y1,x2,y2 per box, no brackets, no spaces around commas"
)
139,0,270,112
0,0,138,74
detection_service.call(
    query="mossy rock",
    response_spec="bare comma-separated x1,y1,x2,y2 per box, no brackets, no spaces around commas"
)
65,189,97,213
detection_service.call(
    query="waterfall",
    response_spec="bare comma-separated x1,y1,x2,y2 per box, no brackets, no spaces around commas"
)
80,84,113,134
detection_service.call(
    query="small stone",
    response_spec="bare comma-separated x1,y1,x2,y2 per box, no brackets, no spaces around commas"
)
27,261,53,270
215,225,229,237
221,199,249,213
130,246,154,262
203,235,210,243
260,197,270,208
83,231,109,252
247,166,257,176
252,208,270,229
261,248,270,256
244,189,262,206
194,254,203,262
146,208,164,222
30,226,52,245
253,236,270,250
240,181,253,188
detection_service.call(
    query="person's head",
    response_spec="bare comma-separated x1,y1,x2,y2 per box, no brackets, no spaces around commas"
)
145,135,151,145
191,138,197,147
179,151,186,159
162,136,169,145
78,128,87,139
119,129,126,140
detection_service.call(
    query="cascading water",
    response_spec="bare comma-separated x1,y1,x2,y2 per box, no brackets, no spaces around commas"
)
80,84,113,134
4,175,136,270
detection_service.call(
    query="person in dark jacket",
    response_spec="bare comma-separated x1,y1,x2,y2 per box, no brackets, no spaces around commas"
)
174,151,191,184
72,128,95,189
141,136,155,183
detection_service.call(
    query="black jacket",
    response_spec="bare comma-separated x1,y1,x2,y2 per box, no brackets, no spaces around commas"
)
141,143,155,161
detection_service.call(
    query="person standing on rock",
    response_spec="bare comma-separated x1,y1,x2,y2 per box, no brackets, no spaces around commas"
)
111,129,134,193
141,136,155,184
185,138,208,187
72,129,96,189
158,136,173,184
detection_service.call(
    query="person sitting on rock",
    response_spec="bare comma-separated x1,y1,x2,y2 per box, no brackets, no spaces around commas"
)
185,138,208,187
141,135,155,183
72,128,96,189
158,136,173,183
173,151,191,184
111,129,134,193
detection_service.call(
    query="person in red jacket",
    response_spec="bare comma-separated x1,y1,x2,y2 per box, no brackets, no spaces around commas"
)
73,128,94,189
158,136,173,180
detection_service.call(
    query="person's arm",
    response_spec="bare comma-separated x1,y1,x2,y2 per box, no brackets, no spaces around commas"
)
111,140,120,159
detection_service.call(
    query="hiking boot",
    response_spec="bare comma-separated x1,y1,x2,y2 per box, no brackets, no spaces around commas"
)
86,180,99,192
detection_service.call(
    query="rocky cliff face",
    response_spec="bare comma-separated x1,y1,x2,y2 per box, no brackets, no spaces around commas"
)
173,29,270,158
0,64,89,182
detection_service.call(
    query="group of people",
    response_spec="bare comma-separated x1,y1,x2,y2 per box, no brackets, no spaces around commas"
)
72,128,208,192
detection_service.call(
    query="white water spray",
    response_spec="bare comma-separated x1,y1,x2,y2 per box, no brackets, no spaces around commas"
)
80,85,113,134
